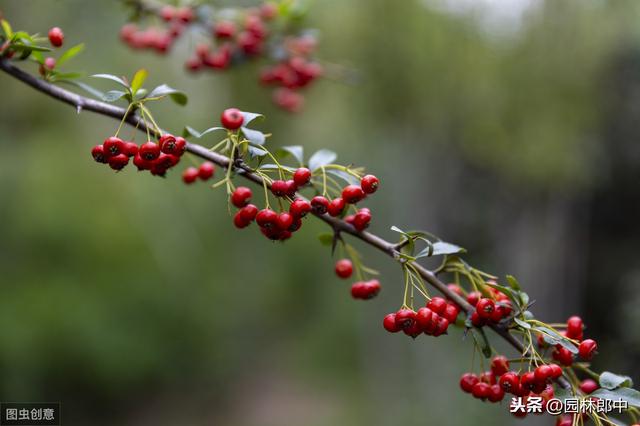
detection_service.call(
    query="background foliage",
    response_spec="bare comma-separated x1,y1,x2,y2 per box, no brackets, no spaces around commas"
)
1,0,639,424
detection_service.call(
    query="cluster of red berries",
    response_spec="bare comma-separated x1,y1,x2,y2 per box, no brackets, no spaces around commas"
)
382,296,459,338
182,162,215,184
260,45,323,112
119,2,322,112
537,316,598,367
460,356,562,411
119,6,195,54
91,134,186,176
466,286,513,327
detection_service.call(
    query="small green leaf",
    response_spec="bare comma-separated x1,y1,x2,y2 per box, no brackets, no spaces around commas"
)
317,233,334,246
600,372,634,390
390,226,407,235
182,126,201,138
325,168,360,186
276,145,304,164
308,149,337,171
520,292,530,307
60,80,104,99
200,127,226,137
257,164,296,172
1,19,13,38
240,111,263,126
10,43,51,53
51,72,84,81
146,84,187,105
241,127,266,145
130,68,148,96
416,241,465,257
92,73,129,88
506,275,521,291
591,387,640,408
248,146,268,157
102,90,128,102
535,326,578,354
56,43,84,67
514,318,531,329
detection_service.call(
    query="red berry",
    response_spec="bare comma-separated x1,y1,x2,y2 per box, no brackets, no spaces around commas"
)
578,339,597,360
335,259,353,279
214,21,236,39
220,108,244,130
361,280,381,299
470,311,485,327
233,211,251,229
353,208,371,231
154,153,180,170
460,373,479,393
415,307,434,331
288,218,303,232
48,27,64,47
566,316,584,339
552,347,574,366
311,196,329,214
579,379,599,394
499,372,519,394
534,365,553,384
108,153,129,170
488,384,505,403
426,297,447,315
133,154,152,170
198,162,215,180
238,204,258,222
327,198,346,217
471,382,490,400
476,298,495,319
285,180,298,197
383,313,400,333
182,167,199,184
480,371,496,385
91,145,107,163
43,57,56,70
549,364,563,379
123,142,138,157
446,283,464,298
160,5,175,21
491,356,510,377
402,320,422,338
360,174,379,194
159,134,186,155
466,291,481,307
260,2,278,20
231,187,252,208
520,372,537,392
342,185,365,204
395,308,416,330
103,136,125,156
139,141,160,161
176,6,195,23
276,212,294,231
256,209,278,228
289,198,311,217
344,215,356,225
442,303,459,323
271,180,288,197
432,316,450,337
556,415,573,426
293,167,311,186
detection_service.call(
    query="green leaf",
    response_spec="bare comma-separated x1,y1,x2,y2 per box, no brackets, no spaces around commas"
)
51,72,84,81
200,127,226,137
416,241,465,257
514,318,531,329
56,43,84,67
506,275,521,291
92,73,129,88
241,127,266,145
59,80,104,99
146,84,187,105
102,90,128,102
130,68,148,97
10,43,51,53
1,19,13,38
308,149,337,171
325,168,361,186
591,387,640,408
317,233,334,246
257,164,296,172
276,145,304,164
600,372,634,390
241,111,264,126
248,146,268,157
520,292,530,307
390,226,407,235
182,126,201,138
535,326,578,354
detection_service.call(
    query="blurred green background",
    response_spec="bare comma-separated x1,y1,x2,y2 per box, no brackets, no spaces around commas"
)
1,0,640,425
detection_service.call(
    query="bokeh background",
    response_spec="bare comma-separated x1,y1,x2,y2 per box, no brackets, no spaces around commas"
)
1,0,639,425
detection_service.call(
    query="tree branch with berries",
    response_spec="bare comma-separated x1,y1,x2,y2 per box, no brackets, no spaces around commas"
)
1,9,639,426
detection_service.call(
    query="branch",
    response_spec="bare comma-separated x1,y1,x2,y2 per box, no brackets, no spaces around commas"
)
0,57,568,388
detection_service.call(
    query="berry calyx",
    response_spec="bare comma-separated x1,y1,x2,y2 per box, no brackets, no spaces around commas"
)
198,162,215,180
578,339,597,360
231,186,252,207
335,259,353,279
342,185,365,204
220,108,244,130
104,136,125,156
360,174,379,194
182,167,199,184
499,372,519,393
293,167,311,186
48,27,64,47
